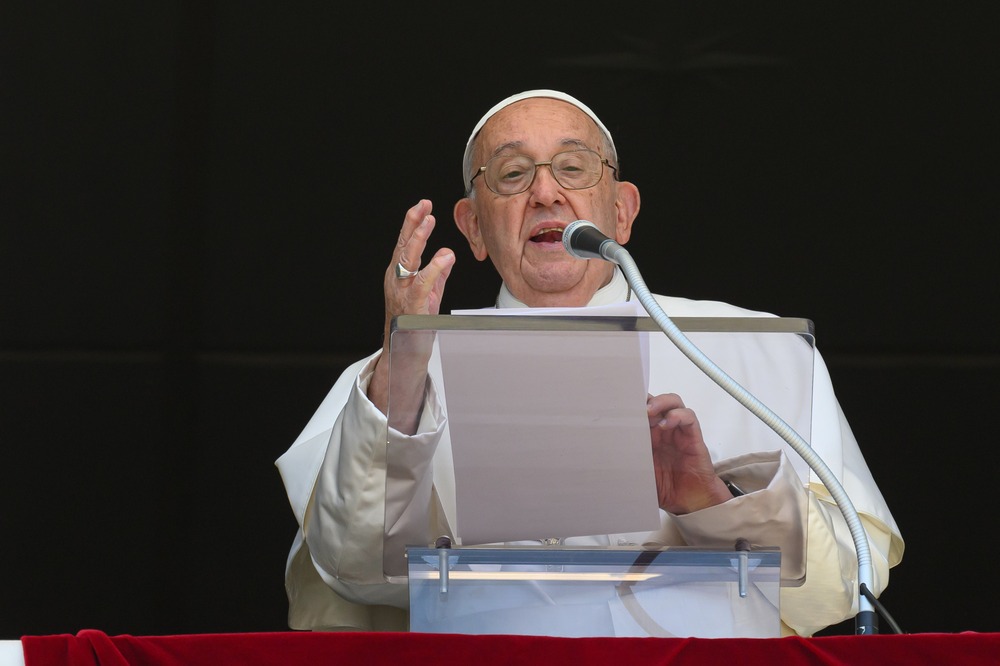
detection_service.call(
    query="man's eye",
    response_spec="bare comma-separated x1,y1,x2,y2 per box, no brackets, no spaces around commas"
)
557,164,588,179
499,168,527,181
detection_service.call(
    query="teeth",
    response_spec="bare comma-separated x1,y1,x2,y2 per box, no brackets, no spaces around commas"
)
532,227,563,238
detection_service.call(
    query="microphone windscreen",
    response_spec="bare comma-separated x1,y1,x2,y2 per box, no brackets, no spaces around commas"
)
563,220,609,259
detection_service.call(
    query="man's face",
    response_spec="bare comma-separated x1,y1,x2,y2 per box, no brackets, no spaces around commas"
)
455,98,639,307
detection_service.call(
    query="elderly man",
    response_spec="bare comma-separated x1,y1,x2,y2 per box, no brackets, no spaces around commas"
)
276,90,903,637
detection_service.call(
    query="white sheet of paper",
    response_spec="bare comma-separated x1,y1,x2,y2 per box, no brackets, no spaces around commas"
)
437,305,660,545
452,301,815,482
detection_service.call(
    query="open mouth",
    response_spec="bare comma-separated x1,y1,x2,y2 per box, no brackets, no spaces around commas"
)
530,227,564,243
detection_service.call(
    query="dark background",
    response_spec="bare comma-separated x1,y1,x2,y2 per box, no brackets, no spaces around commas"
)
2,1,998,638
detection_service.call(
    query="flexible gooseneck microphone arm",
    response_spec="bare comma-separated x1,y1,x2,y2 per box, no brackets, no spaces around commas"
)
562,220,878,635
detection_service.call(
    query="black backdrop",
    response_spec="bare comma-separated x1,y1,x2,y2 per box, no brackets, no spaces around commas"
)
2,1,998,638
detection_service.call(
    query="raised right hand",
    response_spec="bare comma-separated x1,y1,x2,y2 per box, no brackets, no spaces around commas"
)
380,199,456,342
369,200,456,427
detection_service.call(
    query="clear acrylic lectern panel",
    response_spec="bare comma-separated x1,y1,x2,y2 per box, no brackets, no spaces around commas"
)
385,315,815,582
407,546,781,638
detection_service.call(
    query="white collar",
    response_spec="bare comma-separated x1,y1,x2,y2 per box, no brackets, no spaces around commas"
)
495,268,630,309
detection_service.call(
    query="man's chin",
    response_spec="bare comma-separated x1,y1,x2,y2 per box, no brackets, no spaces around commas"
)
515,271,602,307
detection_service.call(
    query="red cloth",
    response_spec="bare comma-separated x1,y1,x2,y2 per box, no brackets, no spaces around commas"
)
21,630,1000,666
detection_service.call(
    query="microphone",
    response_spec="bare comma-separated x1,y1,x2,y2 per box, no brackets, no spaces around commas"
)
562,220,628,264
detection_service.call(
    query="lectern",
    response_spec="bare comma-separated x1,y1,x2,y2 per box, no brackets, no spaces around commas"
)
385,313,816,637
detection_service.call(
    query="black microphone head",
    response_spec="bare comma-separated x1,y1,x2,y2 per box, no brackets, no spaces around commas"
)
563,220,610,260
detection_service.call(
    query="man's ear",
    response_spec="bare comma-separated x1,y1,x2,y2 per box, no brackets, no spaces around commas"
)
613,181,641,245
454,197,489,261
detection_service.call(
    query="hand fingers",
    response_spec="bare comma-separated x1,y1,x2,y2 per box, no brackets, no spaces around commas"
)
652,406,699,431
395,200,434,271
384,201,455,317
646,393,703,431
647,393,684,418
408,248,456,313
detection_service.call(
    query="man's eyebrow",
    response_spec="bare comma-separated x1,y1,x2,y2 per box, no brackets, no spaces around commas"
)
489,138,591,158
559,138,590,150
489,140,524,158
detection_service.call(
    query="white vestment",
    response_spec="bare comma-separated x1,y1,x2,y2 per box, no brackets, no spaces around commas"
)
276,270,904,636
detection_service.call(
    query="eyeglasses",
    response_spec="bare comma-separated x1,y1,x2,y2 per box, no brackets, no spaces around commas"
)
469,149,617,195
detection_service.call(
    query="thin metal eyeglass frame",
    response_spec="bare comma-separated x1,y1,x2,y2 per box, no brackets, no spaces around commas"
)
468,149,618,195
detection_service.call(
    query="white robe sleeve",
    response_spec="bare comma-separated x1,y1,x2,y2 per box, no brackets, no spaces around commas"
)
668,449,899,636
276,351,448,618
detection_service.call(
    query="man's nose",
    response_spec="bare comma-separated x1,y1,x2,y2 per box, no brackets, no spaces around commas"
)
527,163,566,206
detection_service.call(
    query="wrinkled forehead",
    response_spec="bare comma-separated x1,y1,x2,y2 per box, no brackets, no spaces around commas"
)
476,99,604,157
461,90,616,186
